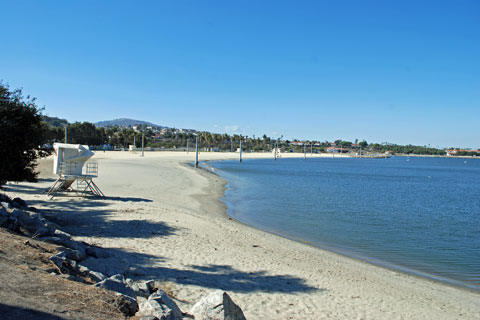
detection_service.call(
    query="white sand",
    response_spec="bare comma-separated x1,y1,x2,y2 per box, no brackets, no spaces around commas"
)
4,151,480,319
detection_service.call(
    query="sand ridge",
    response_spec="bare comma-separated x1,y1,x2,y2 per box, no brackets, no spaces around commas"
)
3,151,479,320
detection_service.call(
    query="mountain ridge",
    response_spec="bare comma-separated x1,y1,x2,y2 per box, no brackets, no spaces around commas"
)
95,118,165,128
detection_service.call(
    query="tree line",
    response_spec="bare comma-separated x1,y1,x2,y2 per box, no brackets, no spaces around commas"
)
2,82,463,185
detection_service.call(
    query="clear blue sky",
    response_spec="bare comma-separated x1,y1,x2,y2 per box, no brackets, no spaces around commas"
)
1,0,478,148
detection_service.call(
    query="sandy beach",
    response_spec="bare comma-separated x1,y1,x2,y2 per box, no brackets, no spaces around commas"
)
3,151,480,319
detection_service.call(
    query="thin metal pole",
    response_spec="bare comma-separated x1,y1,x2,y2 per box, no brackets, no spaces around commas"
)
141,131,145,157
64,126,67,143
187,138,189,154
311,142,313,155
304,143,306,160
274,142,277,160
195,136,199,168
239,140,243,162
133,135,136,148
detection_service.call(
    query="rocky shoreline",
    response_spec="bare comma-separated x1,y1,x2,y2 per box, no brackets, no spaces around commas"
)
0,193,246,320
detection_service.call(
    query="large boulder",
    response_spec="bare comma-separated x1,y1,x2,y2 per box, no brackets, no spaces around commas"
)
94,274,136,298
49,252,78,275
136,290,182,320
114,294,139,317
10,209,51,236
80,257,130,277
190,291,246,320
11,197,28,209
126,279,156,297
57,247,85,262
76,264,107,283
39,233,87,259
95,274,139,316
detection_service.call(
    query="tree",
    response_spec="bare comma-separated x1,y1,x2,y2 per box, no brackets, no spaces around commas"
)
359,140,368,148
67,122,102,145
0,83,48,185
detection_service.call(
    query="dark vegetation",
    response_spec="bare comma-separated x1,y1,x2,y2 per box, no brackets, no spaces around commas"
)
0,83,50,185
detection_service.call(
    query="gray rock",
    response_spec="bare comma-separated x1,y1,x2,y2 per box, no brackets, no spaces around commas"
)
136,291,182,320
190,290,246,320
128,280,156,297
125,277,134,287
40,234,87,259
54,229,72,239
80,257,130,277
94,274,136,299
77,264,90,274
49,252,78,275
88,270,107,283
144,280,156,293
76,264,107,282
49,251,67,267
148,291,182,319
57,247,84,261
10,209,51,236
137,299,174,320
115,294,139,317
12,197,27,209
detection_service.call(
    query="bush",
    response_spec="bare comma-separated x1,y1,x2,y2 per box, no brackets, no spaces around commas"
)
0,83,48,185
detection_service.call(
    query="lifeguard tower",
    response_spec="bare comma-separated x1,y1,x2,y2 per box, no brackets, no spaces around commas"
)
46,143,104,199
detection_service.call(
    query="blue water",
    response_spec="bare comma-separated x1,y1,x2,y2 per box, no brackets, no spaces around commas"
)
208,156,480,290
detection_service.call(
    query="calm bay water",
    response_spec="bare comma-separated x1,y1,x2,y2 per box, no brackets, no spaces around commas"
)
208,156,480,290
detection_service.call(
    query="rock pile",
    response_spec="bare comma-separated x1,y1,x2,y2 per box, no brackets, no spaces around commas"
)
0,194,246,320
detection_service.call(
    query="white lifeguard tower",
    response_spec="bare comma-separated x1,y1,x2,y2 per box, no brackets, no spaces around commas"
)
46,143,104,199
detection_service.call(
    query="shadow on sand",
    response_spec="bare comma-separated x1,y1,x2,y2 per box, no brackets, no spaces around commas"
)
3,183,322,295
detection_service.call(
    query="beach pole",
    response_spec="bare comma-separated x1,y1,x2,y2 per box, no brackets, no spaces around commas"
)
187,138,189,154
311,142,313,155
141,131,145,157
304,144,306,160
195,136,199,168
133,135,136,149
239,140,243,162
274,142,277,160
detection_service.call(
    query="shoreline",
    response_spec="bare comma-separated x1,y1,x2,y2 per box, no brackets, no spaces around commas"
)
199,157,480,294
3,151,479,319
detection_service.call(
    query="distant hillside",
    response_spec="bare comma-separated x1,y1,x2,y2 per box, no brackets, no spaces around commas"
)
95,118,165,128
42,115,69,127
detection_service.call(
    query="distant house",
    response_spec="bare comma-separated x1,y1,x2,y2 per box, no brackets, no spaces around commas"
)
290,141,305,146
326,147,348,153
447,149,480,156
